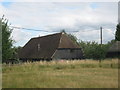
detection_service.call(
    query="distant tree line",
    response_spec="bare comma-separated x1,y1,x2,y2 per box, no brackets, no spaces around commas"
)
67,33,111,60
66,24,119,60
1,16,120,63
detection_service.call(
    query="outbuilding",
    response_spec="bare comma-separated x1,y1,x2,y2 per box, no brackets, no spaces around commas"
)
106,41,120,58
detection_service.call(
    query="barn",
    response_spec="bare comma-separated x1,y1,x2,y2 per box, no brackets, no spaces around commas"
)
106,41,120,58
18,32,84,61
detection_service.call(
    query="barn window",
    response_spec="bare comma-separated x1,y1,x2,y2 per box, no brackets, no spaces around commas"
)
38,43,40,51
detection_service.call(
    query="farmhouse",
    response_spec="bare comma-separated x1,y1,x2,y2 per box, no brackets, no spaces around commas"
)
106,41,120,58
18,32,84,61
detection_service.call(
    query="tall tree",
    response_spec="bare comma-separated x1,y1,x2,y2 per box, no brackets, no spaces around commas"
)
115,23,120,41
11,46,22,59
1,16,14,62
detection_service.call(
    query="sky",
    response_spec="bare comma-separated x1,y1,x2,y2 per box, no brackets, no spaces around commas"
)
0,0,118,46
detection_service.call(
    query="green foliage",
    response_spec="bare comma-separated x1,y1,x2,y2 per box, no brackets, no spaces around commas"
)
11,46,22,59
79,41,109,59
67,34,79,45
107,39,116,45
59,30,110,60
1,18,14,62
115,23,120,41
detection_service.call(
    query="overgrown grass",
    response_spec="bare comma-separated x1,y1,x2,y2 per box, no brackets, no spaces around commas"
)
2,59,118,88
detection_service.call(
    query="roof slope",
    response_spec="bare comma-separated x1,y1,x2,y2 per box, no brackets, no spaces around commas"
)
19,32,80,59
58,33,79,48
108,41,120,52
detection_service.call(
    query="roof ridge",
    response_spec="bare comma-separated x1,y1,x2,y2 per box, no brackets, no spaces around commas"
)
51,33,63,58
66,34,80,48
58,33,80,48
57,32,63,48
32,32,62,39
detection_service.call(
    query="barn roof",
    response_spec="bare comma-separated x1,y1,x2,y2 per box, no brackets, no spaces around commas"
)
19,32,81,59
108,41,120,52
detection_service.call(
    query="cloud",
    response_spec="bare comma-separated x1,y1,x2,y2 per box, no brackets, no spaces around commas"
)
10,24,32,46
0,0,119,2
12,29,29,43
74,28,115,43
0,2,118,46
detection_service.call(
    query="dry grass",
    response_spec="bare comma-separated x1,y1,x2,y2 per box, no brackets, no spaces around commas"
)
2,59,118,88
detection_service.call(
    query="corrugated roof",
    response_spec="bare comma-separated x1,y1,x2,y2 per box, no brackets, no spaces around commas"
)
19,32,81,59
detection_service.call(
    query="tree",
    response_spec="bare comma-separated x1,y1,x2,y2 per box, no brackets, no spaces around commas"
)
115,23,120,41
67,34,79,45
11,46,22,59
79,41,109,59
107,39,116,48
1,16,14,62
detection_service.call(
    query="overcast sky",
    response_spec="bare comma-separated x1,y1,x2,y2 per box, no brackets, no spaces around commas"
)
0,1,118,46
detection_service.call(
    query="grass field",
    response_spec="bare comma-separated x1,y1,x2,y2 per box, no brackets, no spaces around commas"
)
2,59,118,88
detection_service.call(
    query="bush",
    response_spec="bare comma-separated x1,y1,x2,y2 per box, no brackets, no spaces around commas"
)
79,41,109,60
